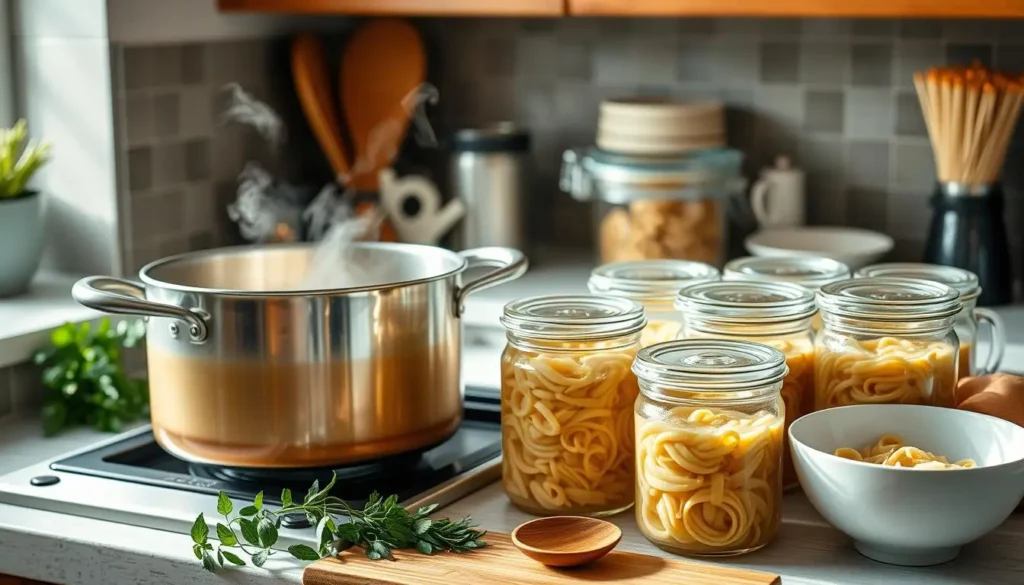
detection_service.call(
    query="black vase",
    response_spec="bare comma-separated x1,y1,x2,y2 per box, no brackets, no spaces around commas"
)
923,182,1013,306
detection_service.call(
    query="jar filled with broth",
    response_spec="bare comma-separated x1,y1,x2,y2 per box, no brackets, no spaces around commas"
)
500,294,645,516
675,280,815,490
854,263,1004,379
723,256,851,331
633,339,787,556
560,148,742,267
815,278,962,410
588,259,720,347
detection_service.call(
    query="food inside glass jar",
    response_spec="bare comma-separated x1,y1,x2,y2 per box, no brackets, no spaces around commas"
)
600,199,721,264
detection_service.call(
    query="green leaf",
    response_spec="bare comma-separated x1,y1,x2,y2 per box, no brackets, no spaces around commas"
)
415,540,433,555
280,488,292,507
50,324,74,347
215,523,236,546
192,543,203,560
41,401,67,436
238,505,259,517
257,517,278,548
191,514,209,544
216,492,232,516
288,544,321,561
253,491,264,511
367,541,392,561
335,522,360,544
217,549,224,566
416,504,439,517
221,550,245,566
201,552,218,572
239,518,260,546
251,550,269,568
414,518,432,535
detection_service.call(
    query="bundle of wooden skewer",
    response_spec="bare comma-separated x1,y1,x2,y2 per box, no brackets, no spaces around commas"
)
913,62,1024,187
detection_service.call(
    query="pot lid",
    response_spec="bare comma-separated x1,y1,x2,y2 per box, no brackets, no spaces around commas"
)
633,339,788,395
501,294,646,341
723,256,851,291
854,263,980,301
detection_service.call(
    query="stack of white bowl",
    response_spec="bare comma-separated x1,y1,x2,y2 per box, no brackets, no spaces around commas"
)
597,99,726,156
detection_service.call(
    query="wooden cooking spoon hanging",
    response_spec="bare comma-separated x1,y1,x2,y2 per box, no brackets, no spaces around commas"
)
291,33,349,179
341,19,427,193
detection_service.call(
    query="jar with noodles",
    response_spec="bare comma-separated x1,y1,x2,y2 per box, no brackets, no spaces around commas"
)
854,263,1005,379
499,294,646,516
588,259,721,347
723,256,850,332
675,280,815,491
814,277,962,410
632,339,787,556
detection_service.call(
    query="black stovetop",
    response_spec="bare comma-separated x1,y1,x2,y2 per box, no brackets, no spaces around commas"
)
49,390,501,512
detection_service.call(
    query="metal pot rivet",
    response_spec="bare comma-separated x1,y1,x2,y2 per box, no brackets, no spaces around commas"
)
169,323,179,338
189,325,201,339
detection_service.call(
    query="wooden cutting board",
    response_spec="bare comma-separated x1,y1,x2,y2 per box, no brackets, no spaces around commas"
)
302,532,781,585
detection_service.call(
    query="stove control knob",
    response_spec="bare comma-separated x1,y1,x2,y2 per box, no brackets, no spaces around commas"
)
30,475,60,486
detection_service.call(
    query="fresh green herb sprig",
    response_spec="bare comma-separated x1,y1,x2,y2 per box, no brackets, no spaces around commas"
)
191,472,487,572
33,318,148,436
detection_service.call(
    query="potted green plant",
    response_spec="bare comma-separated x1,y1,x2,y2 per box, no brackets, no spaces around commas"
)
0,119,51,296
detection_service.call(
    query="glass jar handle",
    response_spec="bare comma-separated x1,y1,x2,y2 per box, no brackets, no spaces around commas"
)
974,308,1005,376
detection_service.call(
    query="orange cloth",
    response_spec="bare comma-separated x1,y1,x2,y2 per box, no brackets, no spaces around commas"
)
956,374,1024,427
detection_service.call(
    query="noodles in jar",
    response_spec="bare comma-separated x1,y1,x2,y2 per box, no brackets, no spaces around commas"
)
500,294,646,516
633,340,787,556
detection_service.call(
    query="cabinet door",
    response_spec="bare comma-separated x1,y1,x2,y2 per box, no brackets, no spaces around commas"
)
219,0,566,16
567,0,1024,17
0,576,53,585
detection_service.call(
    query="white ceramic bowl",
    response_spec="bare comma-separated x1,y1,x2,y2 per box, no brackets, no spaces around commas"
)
745,227,894,269
790,405,1024,567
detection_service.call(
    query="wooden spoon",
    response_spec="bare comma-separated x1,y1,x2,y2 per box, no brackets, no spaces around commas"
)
291,32,349,179
511,516,623,568
340,18,426,193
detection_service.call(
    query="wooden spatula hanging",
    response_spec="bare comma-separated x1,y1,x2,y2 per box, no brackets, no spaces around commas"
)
341,19,427,194
291,32,350,180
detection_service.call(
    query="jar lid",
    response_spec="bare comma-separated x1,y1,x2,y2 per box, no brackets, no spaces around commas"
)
501,294,647,340
633,339,788,394
817,277,962,321
854,263,980,301
674,280,817,324
560,147,743,204
588,260,721,303
723,256,851,290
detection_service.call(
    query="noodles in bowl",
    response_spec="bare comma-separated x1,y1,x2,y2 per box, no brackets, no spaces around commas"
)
789,404,1024,566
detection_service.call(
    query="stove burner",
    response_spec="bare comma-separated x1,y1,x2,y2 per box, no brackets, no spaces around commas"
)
188,451,424,487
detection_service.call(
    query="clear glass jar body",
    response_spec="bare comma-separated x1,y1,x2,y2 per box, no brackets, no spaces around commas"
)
596,197,726,266
634,366,784,556
681,322,813,491
955,299,976,377
814,323,959,410
501,332,641,516
640,300,683,346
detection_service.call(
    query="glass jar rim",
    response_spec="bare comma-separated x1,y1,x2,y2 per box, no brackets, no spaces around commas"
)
817,277,962,321
723,256,851,290
501,294,647,340
633,339,788,397
854,263,981,301
588,260,721,303
675,280,817,323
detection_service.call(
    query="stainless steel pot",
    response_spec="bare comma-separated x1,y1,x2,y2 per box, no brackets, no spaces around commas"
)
73,243,526,468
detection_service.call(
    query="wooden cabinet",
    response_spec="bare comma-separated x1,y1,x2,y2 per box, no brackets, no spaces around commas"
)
217,0,566,16
567,0,1024,17
0,575,53,585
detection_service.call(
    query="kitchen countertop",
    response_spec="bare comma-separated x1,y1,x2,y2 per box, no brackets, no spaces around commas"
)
1,415,1023,585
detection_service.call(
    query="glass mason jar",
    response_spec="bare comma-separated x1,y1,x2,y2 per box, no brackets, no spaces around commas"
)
633,339,787,557
723,256,851,332
675,280,815,491
560,148,743,267
814,278,962,410
588,259,721,347
499,294,646,517
854,263,1005,379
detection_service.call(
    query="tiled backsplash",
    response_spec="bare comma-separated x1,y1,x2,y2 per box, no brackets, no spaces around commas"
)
111,18,1024,273
0,363,46,424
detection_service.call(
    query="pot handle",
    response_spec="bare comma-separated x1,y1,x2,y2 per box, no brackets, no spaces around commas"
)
453,247,528,316
72,276,210,343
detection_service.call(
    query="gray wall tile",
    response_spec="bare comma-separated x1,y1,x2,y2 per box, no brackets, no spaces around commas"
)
127,146,152,192
153,92,181,138
184,139,211,181
557,39,592,79
893,141,937,189
799,42,850,86
887,190,932,241
804,90,844,133
130,190,185,244
154,142,186,186
851,43,893,86
852,20,897,39
844,88,894,140
946,43,993,67
123,47,152,90
124,93,153,146
898,20,943,39
847,187,889,232
943,20,1001,42
893,40,942,89
760,42,800,83
801,19,851,38
181,44,206,85
710,39,759,88
179,87,213,139
846,141,890,189
150,46,183,87
996,44,1024,73
894,92,927,137
678,41,714,82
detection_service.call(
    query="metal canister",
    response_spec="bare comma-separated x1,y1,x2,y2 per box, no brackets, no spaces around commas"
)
449,123,530,250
